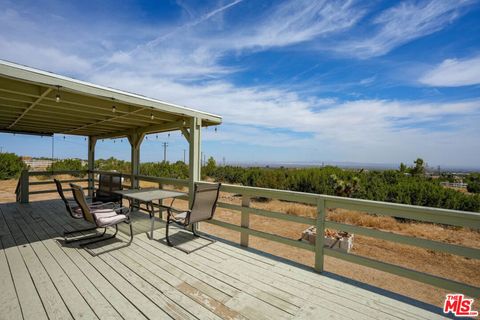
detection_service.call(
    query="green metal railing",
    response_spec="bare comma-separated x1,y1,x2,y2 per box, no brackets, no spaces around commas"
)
16,170,480,297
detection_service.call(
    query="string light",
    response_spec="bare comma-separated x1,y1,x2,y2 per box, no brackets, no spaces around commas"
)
55,86,61,103
168,133,170,138
156,134,158,139
182,120,186,126
150,113,154,120
215,127,217,132
112,105,116,113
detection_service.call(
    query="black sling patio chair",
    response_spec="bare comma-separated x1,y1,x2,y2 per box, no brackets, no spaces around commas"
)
69,183,133,247
93,173,123,204
165,183,221,253
54,178,105,241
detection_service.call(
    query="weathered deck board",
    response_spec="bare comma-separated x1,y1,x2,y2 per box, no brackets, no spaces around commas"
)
0,200,447,320
1,205,74,320
0,232,23,320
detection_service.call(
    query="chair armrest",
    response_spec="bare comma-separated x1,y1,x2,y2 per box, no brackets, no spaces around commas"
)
114,206,130,215
168,207,190,215
90,202,118,209
88,201,107,207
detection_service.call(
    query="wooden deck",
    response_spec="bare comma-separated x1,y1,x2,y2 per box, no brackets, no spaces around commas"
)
0,200,447,320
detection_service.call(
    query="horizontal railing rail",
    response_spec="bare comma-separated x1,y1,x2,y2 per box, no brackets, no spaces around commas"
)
16,170,93,200
16,169,480,297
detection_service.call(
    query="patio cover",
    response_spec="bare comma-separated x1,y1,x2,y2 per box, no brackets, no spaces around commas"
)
0,59,220,197
0,59,221,138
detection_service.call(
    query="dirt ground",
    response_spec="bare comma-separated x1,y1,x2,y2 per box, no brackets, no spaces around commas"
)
2,175,479,309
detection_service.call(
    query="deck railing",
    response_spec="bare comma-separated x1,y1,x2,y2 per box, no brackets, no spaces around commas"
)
16,169,480,297
15,170,91,202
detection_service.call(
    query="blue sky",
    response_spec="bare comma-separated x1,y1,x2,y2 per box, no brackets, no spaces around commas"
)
1,0,480,167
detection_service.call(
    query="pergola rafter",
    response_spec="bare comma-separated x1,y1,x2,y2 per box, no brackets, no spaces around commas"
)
6,87,52,128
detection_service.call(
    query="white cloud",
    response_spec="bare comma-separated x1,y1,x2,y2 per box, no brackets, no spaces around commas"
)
337,0,474,58
227,0,365,50
90,69,480,163
419,55,480,87
0,37,92,75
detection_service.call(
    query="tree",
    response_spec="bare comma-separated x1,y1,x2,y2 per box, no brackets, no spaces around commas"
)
204,157,217,177
328,174,360,197
399,162,407,173
466,173,480,193
46,159,86,177
411,158,425,176
0,153,27,180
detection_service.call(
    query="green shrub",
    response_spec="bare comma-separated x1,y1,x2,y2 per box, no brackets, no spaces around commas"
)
46,159,86,177
0,153,27,180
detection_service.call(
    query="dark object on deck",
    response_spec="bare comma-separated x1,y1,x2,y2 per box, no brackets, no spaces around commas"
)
69,183,133,247
165,183,221,253
93,173,123,204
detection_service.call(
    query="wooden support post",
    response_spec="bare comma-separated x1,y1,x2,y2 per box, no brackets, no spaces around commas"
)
20,170,29,203
87,136,96,197
315,198,326,272
128,131,145,189
188,117,201,206
241,196,250,247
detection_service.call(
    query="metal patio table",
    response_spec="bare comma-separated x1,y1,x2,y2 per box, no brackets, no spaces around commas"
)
114,188,187,239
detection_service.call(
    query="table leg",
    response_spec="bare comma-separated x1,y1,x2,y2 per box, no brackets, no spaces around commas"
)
149,201,155,240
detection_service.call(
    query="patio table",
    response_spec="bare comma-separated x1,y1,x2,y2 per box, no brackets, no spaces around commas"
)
114,188,187,239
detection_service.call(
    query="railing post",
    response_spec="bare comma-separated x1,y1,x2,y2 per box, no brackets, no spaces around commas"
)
241,196,250,247
20,170,29,204
314,198,326,272
87,137,96,197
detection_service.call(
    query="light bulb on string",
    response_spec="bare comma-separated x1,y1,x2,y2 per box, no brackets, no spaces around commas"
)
55,86,61,103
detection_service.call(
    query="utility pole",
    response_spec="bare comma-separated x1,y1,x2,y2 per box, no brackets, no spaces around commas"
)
162,142,168,163
223,156,226,166
201,152,203,166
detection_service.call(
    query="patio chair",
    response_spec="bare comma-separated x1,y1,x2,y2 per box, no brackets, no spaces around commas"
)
164,183,221,253
93,173,123,204
70,183,133,247
54,178,105,239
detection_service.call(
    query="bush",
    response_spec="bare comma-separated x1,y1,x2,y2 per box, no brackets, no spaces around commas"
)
0,153,27,180
46,159,86,177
